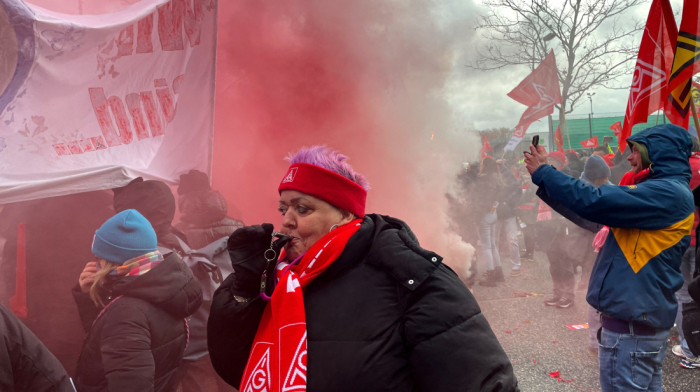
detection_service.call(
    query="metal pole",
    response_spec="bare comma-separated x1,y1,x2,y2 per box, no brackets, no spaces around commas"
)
588,113,593,154
561,107,573,151
548,114,554,151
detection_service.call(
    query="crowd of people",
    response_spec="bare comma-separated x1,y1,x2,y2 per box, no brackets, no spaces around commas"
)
3,124,700,392
449,124,700,392
0,146,520,391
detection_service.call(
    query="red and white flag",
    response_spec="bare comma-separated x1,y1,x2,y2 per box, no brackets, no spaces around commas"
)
481,136,493,160
610,121,622,137
667,0,700,127
580,136,600,148
620,0,677,152
504,50,562,151
0,0,217,203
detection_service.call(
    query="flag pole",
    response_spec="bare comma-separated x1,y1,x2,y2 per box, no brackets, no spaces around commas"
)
560,106,572,151
691,99,700,133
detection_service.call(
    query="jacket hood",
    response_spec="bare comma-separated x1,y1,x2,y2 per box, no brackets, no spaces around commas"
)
318,214,443,292
627,124,692,182
108,253,202,319
179,190,228,225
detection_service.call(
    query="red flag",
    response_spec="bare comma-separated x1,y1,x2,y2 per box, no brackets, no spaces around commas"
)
667,0,700,128
580,136,600,148
481,136,493,160
504,50,562,151
610,121,622,137
621,0,678,152
554,125,564,152
693,81,700,108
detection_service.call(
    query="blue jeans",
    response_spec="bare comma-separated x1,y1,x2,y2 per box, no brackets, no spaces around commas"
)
598,327,669,392
675,246,696,357
478,212,501,271
496,216,521,270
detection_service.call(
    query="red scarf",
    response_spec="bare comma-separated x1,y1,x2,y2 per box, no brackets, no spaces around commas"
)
618,168,649,186
240,219,362,392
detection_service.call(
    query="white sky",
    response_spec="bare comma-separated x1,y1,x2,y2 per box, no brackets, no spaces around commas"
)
441,0,685,134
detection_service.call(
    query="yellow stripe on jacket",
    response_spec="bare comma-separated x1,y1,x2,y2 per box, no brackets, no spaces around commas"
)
611,213,694,273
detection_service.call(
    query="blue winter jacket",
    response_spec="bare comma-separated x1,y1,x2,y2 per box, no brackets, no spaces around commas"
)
532,124,694,329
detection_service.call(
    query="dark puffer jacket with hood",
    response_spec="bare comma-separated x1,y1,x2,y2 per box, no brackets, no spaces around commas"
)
175,190,244,249
72,254,202,392
208,214,519,392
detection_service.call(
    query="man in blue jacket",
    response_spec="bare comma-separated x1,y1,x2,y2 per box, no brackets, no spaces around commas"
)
524,124,693,392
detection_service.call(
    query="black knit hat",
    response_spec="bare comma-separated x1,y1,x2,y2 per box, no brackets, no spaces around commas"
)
178,170,211,196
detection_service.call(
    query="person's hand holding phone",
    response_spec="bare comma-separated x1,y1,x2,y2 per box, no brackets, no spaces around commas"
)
523,135,548,175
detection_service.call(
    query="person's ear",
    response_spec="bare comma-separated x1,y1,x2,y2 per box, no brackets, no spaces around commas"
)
339,209,355,225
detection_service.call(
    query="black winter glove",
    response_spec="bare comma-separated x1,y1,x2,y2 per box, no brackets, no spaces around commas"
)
227,223,291,297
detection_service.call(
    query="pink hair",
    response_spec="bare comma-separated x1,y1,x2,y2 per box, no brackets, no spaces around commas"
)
286,145,370,191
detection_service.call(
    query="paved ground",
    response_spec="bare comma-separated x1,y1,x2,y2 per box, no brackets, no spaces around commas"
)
472,250,700,392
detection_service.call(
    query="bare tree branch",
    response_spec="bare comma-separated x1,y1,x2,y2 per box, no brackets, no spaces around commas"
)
467,0,647,114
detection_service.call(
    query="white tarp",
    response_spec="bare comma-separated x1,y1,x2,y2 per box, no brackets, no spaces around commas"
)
0,0,217,203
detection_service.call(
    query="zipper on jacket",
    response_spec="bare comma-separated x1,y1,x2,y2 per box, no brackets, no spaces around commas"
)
633,229,641,259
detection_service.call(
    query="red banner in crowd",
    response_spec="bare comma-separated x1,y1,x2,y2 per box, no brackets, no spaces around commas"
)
667,0,700,128
621,0,678,152
580,136,599,148
503,50,562,151
554,125,564,152
481,136,493,160
610,121,622,137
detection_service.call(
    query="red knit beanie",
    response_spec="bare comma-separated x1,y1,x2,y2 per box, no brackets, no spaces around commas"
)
278,163,367,218
547,151,566,166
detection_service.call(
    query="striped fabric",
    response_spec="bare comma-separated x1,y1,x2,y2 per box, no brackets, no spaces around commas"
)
112,251,164,278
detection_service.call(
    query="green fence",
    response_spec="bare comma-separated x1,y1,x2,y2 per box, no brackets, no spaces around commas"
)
552,112,671,150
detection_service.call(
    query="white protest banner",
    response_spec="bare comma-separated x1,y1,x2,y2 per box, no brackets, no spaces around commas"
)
0,0,217,203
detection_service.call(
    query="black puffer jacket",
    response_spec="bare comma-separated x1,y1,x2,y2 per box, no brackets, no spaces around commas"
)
0,305,74,392
496,165,522,221
175,190,244,249
72,254,202,392
208,214,518,391
472,173,505,218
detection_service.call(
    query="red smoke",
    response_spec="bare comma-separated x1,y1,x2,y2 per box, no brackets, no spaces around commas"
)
27,0,478,264
212,1,468,232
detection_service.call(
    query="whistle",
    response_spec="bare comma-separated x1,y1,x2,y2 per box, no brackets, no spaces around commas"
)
272,232,292,241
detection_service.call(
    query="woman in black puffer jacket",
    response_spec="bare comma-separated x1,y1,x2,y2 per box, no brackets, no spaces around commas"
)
208,146,518,392
72,209,202,392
